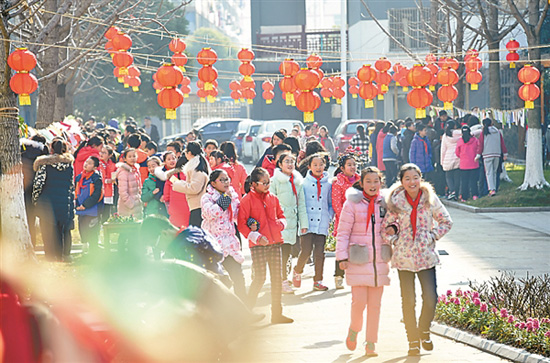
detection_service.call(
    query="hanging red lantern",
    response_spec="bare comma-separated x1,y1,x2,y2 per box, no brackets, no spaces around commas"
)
196,48,217,90
197,48,217,66
375,58,392,96
112,32,132,51
359,83,378,108
466,70,483,90
127,65,141,78
374,57,391,73
180,85,191,98
331,77,345,104
465,57,482,72
295,69,320,91
425,53,437,64
9,73,38,105
442,58,460,71
306,54,323,69
171,53,188,72
279,59,300,76
294,69,322,121
295,91,321,122
240,79,255,90
407,64,432,88
348,77,359,87
407,88,433,119
506,40,520,68
230,90,242,104
158,88,184,119
197,88,208,102
242,88,256,103
263,90,275,104
169,38,186,53
262,80,274,91
437,85,458,110
238,48,255,63
437,68,459,85
8,48,37,71
157,64,184,88
320,87,333,103
198,66,218,84
398,68,411,91
426,63,439,91
518,64,541,109
348,84,359,99
104,26,121,40
357,64,377,83
125,76,141,92
239,63,256,80
112,52,133,75
230,80,241,91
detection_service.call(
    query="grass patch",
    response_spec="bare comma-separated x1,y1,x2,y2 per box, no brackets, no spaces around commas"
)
464,164,550,208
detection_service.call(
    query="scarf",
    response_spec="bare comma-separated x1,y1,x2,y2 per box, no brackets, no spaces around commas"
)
319,137,326,148
314,174,323,200
405,190,423,240
362,191,378,230
420,136,429,155
289,173,298,199
76,170,94,199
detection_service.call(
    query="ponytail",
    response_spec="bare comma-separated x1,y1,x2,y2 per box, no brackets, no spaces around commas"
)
51,139,67,155
482,118,492,136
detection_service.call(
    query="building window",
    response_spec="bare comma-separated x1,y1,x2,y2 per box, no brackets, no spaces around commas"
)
388,8,443,51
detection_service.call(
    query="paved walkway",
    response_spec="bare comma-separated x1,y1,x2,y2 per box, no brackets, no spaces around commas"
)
238,207,550,362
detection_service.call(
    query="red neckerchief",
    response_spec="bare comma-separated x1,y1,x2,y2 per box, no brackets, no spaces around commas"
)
320,137,326,148
289,173,298,198
420,137,428,154
362,191,378,230
76,170,94,199
405,190,423,240
314,174,323,200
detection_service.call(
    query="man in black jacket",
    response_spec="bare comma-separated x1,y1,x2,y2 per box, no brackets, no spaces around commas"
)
144,116,160,143
400,121,415,164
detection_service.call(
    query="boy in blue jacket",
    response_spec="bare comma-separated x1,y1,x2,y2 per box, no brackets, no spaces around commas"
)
75,156,103,254
409,123,434,175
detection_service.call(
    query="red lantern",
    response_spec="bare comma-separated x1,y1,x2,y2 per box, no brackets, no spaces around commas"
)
263,90,275,104
295,91,321,122
466,70,482,90
374,57,391,73
437,68,459,85
127,66,141,78
359,83,378,108
229,80,241,91
242,88,256,104
180,84,191,98
295,69,320,91
306,54,323,69
348,77,359,87
348,85,359,99
518,65,541,109
181,76,191,87
425,53,437,64
320,87,333,102
169,38,186,53
104,26,120,40
112,52,133,75
198,66,218,84
279,59,300,76
465,57,482,72
332,77,345,89
407,64,432,88
158,88,184,119
321,77,333,89
9,72,38,105
8,48,37,71
398,68,410,91
238,48,255,63
506,40,520,68
171,53,188,72
239,63,256,79
240,79,255,90
357,65,377,83
426,63,439,91
407,88,433,119
125,76,141,92
332,88,345,103
197,88,208,102
197,48,217,66
112,32,132,51
262,80,274,91
437,85,458,110
441,58,459,71
230,90,242,104
157,64,184,88
464,49,479,61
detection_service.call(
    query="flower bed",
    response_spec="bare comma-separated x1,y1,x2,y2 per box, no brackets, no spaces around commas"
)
435,275,550,357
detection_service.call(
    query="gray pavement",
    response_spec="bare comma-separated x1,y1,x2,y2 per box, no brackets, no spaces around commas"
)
238,206,550,362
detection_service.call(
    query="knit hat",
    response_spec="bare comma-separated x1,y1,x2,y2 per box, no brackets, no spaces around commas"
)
108,118,119,129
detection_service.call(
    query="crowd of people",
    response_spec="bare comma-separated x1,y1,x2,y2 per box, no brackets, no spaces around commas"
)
20,114,460,356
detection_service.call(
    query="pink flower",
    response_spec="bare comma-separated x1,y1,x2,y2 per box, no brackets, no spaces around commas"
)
507,315,515,323
515,323,521,328
500,308,508,318
473,298,481,306
533,319,540,330
461,307,465,313
454,298,461,306
446,290,453,296
472,291,480,299
456,289,463,296
545,331,550,338
519,323,526,329
480,303,488,312
491,307,498,314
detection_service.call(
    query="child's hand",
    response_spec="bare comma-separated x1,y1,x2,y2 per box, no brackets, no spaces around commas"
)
169,175,178,184
153,188,160,195
385,226,397,236
105,178,112,184
301,228,308,234
250,223,258,232
259,236,269,246
76,205,85,211
339,261,349,270
160,196,165,203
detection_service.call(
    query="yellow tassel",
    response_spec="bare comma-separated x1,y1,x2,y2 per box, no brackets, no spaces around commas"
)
166,109,176,119
377,94,384,100
266,99,272,104
207,96,215,103
119,68,128,75
365,99,373,108
415,108,426,118
179,66,186,72
132,86,139,92
429,85,435,91
510,62,515,69
396,82,401,87
204,83,212,91
244,75,252,82
471,83,478,91
444,102,453,110
525,101,534,109
247,99,253,104
183,93,189,98
336,98,342,105
19,94,31,105
156,89,160,94
304,112,314,123
402,86,408,91
382,84,389,92
323,97,330,103
118,77,124,83
234,99,239,104
200,98,206,103
352,94,358,99
124,83,129,88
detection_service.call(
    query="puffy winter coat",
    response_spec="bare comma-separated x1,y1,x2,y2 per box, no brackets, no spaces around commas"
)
409,133,434,173
229,161,247,197
32,153,75,224
141,173,166,216
163,168,190,228
136,148,149,184
237,190,286,248
302,171,333,236
270,168,309,244
381,183,453,272
477,126,508,159
382,133,399,161
98,159,117,204
172,155,209,211
261,155,277,177
74,146,100,178
331,172,360,235
21,138,48,198
116,163,143,218
75,171,103,217
376,132,387,171
401,128,415,164
456,137,479,170
440,130,461,171
335,188,391,287
201,184,243,263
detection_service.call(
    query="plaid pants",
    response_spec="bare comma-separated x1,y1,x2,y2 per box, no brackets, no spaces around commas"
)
248,244,283,315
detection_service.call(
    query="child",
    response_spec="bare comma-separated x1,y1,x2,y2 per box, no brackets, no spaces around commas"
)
409,123,434,175
98,145,117,221
220,141,247,198
336,166,391,357
381,163,453,356
477,118,508,196
75,156,103,254
237,167,293,324
293,153,333,291
270,153,309,294
172,141,210,227
209,150,235,183
455,125,480,201
126,133,149,184
116,148,143,218
262,143,292,177
204,139,219,156
141,156,166,216
331,155,360,289
201,169,245,301
162,152,190,228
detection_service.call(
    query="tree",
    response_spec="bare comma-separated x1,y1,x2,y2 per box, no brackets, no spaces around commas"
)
506,0,549,189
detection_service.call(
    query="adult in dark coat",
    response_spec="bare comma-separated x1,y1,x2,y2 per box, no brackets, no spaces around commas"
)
21,135,49,246
144,117,160,143
401,121,416,164
32,139,75,261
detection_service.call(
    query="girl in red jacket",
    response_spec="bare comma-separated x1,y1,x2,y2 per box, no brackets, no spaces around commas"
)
220,141,248,198
162,152,190,228
332,155,360,289
99,145,117,221
237,167,293,324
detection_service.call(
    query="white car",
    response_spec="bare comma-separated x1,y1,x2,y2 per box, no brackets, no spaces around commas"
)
240,122,261,164
251,120,304,164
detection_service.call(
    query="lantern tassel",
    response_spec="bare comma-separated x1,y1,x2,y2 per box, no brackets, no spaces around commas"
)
179,66,186,72
19,94,31,106
205,83,213,91
352,94,358,99
364,99,374,108
247,99,253,105
510,62,515,69
118,77,124,83
132,86,139,92
377,94,384,100
200,97,206,103
183,93,189,98
244,75,252,82
415,108,426,119
402,86,409,92
304,112,314,123
234,99,239,104
166,109,177,119
124,83,130,88
156,89,160,94
429,85,435,91
323,97,330,103
336,98,342,105
266,99,272,104
443,102,453,110
208,96,215,103
382,84,388,92
470,83,478,91
525,101,534,109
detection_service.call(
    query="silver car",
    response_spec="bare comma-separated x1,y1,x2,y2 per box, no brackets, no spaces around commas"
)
250,119,304,164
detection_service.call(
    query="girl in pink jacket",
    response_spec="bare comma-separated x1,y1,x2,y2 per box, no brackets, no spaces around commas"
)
201,169,245,301
455,125,480,201
116,148,143,218
336,167,391,357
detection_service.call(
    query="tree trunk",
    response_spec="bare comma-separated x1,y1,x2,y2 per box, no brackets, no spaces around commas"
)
53,83,66,122
0,97,35,261
487,0,502,109
454,0,465,109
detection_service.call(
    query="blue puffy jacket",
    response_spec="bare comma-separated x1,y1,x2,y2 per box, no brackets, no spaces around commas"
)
409,133,434,173
302,171,334,236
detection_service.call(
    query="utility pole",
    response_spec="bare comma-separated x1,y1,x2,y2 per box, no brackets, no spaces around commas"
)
340,0,348,122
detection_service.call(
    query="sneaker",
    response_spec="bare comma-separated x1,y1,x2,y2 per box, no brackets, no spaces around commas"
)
489,190,496,197
335,276,344,290
282,280,294,294
365,341,378,357
421,332,434,351
292,270,301,288
271,314,293,324
408,341,420,356
313,281,328,291
346,329,358,351
472,195,479,200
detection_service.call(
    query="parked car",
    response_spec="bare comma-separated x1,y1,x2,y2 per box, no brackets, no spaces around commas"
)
333,119,380,153
158,132,187,151
250,120,304,163
229,119,258,157
195,119,243,145
241,123,262,164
